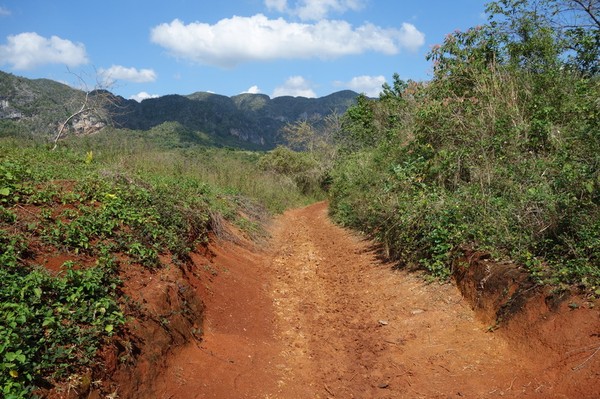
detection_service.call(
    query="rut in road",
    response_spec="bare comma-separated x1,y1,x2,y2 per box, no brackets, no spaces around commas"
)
152,202,582,398
267,202,537,398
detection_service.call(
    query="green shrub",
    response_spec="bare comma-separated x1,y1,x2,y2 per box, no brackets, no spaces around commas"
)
329,0,600,287
259,146,326,197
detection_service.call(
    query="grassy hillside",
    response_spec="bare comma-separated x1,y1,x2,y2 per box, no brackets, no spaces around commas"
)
0,135,318,398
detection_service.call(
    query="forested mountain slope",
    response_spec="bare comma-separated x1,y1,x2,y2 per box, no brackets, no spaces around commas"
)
0,70,358,149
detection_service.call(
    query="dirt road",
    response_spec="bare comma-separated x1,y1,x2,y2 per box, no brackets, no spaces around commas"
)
151,202,598,398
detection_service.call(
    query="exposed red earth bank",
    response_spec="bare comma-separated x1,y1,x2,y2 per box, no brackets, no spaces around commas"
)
46,202,600,398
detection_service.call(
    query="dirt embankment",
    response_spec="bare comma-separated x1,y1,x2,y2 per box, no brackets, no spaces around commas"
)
109,202,599,398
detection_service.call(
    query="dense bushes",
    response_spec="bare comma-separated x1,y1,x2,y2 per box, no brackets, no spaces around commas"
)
330,0,599,286
258,146,327,197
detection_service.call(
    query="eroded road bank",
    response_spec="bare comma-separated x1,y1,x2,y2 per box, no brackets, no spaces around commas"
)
151,202,599,399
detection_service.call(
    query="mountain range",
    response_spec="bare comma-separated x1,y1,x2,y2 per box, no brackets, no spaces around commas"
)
0,70,359,149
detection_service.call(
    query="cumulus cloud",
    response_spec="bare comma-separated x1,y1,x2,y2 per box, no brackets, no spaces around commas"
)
130,91,160,102
266,0,364,21
272,76,316,98
150,15,424,68
396,23,425,52
334,75,386,97
99,65,157,84
242,85,262,94
0,32,88,70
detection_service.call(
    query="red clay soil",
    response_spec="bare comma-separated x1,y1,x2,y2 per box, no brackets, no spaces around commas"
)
132,202,600,398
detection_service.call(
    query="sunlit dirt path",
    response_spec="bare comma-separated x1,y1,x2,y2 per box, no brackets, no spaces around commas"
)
150,202,598,398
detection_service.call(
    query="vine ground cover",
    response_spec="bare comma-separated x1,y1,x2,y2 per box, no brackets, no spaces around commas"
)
0,138,315,398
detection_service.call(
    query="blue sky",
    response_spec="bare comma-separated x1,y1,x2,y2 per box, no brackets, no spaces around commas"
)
0,1,488,101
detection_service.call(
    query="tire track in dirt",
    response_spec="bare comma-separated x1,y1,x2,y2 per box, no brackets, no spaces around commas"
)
151,201,597,398
267,202,543,398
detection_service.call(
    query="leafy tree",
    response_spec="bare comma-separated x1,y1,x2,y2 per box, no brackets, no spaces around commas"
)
338,94,376,152
337,75,421,155
380,73,409,100
486,0,600,74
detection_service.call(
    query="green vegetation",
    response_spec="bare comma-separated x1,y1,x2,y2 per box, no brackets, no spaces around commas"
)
0,69,358,151
259,113,342,198
0,134,315,397
0,256,123,398
1,1,599,396
0,71,87,136
329,0,599,286
259,146,324,196
72,128,315,213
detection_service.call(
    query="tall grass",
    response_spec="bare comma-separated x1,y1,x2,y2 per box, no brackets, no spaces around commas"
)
68,129,317,213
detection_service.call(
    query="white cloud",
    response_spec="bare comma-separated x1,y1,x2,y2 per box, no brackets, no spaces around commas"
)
150,15,425,68
396,22,425,53
266,0,365,21
0,32,88,70
130,91,160,102
297,0,364,21
335,75,386,97
242,85,262,94
0,6,11,16
265,0,287,13
99,65,157,84
272,76,316,98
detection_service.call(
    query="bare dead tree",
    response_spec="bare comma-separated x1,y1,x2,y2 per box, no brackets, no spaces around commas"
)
51,69,120,150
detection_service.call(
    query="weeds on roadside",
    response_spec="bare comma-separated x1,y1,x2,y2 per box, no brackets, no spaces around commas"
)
0,135,318,397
